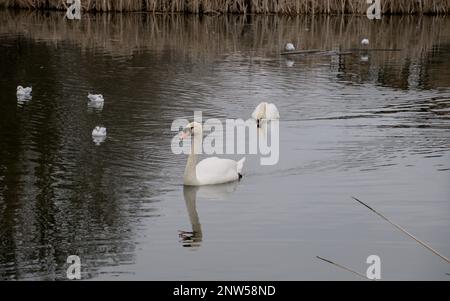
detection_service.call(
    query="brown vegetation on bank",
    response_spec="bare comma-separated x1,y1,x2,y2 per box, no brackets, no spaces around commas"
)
1,0,450,14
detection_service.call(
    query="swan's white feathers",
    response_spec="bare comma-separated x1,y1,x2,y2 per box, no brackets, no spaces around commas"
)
17,86,32,97
252,102,280,121
251,102,266,120
88,93,104,102
195,157,244,185
182,121,245,186
236,157,245,174
265,103,280,120
92,126,107,137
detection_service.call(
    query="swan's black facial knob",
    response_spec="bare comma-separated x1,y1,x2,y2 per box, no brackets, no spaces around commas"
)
257,119,260,128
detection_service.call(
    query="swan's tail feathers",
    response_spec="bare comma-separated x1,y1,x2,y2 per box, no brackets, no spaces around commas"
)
236,157,246,175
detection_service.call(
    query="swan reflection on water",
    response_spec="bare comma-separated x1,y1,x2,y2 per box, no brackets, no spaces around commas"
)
179,181,238,249
284,58,295,67
17,97,32,107
360,54,369,62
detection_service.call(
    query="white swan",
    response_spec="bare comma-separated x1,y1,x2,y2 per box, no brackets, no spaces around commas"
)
17,86,32,98
180,122,245,186
87,93,104,103
92,126,106,137
361,38,369,46
285,42,295,51
251,102,280,128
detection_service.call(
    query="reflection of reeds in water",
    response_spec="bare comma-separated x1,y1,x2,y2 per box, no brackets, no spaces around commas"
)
1,10,449,89
0,10,447,59
2,0,450,14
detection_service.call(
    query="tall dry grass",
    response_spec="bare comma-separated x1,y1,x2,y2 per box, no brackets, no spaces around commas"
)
1,0,450,14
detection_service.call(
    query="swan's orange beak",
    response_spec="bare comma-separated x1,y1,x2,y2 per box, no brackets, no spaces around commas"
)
179,130,189,141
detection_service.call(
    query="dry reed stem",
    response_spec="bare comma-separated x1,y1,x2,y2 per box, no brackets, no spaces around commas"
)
1,0,450,14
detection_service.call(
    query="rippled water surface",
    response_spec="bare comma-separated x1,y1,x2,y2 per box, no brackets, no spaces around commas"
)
0,11,449,280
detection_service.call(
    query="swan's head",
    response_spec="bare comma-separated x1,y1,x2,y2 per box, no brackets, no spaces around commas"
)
254,102,267,128
17,86,23,91
179,121,202,140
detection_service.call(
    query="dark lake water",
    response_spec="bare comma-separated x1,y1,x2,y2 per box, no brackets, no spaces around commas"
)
0,11,449,280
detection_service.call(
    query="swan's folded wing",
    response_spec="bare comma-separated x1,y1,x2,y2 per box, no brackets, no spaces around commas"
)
88,94,102,102
196,157,239,185
266,103,280,119
252,102,265,120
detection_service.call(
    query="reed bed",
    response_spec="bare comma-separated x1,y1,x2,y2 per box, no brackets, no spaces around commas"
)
1,0,450,14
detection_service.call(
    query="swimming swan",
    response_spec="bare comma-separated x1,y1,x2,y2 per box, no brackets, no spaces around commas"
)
361,38,369,46
87,93,104,103
17,86,32,98
180,122,245,186
251,102,280,128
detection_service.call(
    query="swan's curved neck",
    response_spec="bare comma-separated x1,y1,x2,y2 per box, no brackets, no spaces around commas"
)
184,135,201,185
258,103,266,119
184,187,202,235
